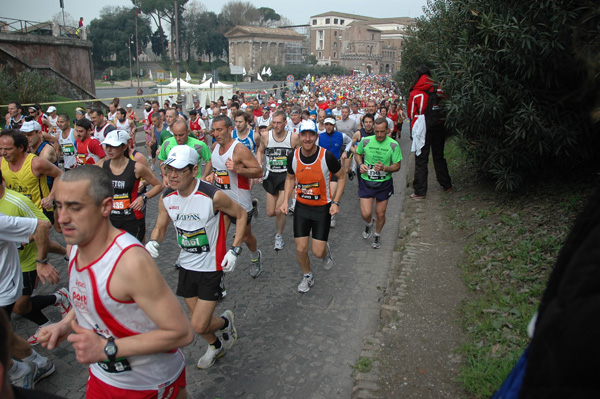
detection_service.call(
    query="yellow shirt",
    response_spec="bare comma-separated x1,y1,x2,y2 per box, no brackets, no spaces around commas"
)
0,189,49,272
1,153,50,211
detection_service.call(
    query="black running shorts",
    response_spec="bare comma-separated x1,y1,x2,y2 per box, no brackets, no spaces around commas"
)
262,172,286,196
293,202,331,241
176,269,224,301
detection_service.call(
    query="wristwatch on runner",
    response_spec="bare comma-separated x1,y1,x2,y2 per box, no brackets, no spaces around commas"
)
231,246,242,256
104,337,118,362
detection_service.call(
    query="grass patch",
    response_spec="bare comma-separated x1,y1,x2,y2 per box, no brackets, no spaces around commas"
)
349,357,373,373
442,138,593,398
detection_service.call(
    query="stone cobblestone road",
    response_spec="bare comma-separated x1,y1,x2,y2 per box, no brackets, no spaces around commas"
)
14,128,411,399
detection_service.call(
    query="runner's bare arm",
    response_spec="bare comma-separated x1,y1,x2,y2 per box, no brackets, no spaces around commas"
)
33,219,60,284
229,145,262,178
66,246,194,364
33,157,64,209
256,133,268,168
201,159,214,181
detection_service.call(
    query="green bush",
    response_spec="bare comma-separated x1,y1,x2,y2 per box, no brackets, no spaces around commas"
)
398,0,600,191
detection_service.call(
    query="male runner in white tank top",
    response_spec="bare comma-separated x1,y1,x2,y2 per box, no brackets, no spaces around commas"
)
147,145,247,370
37,165,194,398
202,115,264,278
256,111,300,251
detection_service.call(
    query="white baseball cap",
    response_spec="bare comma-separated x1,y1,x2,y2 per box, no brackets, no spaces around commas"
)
20,120,42,132
102,130,130,147
165,145,198,169
299,120,317,133
126,103,133,108
324,117,336,125
46,106,57,113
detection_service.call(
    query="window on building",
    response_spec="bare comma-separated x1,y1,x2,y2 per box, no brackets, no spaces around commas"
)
316,30,324,50
312,19,317,25
340,19,344,25
334,42,337,48
319,51,322,58
334,31,337,36
334,52,337,58
334,18,338,24
372,33,374,40
325,18,330,24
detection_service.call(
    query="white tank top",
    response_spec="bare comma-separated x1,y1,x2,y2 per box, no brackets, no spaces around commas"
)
68,232,185,391
115,119,131,134
58,128,77,169
211,140,252,212
265,130,293,173
163,179,227,272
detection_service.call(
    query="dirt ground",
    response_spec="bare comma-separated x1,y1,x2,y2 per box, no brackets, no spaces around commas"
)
375,161,472,398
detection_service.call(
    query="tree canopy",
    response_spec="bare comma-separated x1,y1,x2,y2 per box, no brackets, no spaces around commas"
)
398,0,600,191
88,6,152,69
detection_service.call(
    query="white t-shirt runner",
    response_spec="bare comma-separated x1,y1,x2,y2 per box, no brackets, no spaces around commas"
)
162,179,227,272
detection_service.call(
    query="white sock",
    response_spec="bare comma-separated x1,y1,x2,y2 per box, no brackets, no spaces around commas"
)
251,251,259,261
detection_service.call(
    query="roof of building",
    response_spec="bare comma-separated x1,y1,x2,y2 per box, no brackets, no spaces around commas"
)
347,21,382,32
309,11,415,25
224,26,305,40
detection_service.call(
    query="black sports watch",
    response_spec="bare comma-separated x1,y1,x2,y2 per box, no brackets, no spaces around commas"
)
104,337,117,362
231,246,242,256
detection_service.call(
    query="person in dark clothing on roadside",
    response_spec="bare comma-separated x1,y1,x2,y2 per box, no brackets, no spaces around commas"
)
407,66,452,199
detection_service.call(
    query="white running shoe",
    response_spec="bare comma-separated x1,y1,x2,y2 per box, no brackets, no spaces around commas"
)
220,310,237,350
362,218,375,239
249,250,262,278
54,287,72,318
298,274,315,293
372,235,382,249
197,342,225,369
9,361,37,389
274,234,284,250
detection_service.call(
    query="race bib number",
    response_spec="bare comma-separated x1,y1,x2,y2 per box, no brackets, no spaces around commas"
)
177,227,210,253
112,194,131,215
213,169,231,189
367,165,387,180
61,143,75,156
76,153,86,165
97,358,132,373
297,182,321,201
265,148,291,171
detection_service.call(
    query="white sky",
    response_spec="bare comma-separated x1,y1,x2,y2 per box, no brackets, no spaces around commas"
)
2,0,429,27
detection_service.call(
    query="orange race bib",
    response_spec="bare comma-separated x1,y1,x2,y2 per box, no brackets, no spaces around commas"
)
112,194,131,212
213,170,231,190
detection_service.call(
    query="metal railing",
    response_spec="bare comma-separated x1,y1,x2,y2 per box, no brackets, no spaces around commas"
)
0,17,86,39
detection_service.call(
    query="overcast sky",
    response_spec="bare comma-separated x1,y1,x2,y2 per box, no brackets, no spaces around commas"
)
3,0,429,27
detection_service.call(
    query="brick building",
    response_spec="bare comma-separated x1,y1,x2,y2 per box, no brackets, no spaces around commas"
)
225,26,306,76
308,12,415,74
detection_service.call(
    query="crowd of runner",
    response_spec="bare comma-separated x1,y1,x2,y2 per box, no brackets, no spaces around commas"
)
1,74,410,397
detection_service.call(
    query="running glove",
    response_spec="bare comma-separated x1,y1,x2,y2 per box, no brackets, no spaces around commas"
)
221,249,238,272
145,240,160,258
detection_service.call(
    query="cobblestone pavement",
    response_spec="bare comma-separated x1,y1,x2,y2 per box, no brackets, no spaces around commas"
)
14,129,411,399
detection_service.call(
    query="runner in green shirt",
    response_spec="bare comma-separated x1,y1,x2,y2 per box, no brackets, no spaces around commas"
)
354,117,402,249
158,120,211,187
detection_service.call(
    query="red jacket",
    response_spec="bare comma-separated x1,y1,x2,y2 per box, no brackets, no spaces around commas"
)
407,75,445,129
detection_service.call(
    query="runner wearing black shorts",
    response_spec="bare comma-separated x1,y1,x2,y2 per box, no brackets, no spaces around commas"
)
280,120,347,293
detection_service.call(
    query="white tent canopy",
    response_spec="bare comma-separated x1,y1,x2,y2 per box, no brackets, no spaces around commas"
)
156,78,233,109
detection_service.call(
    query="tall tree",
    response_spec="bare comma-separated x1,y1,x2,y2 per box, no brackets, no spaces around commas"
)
220,1,258,27
398,0,600,191
150,26,169,57
256,7,281,27
88,6,152,69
